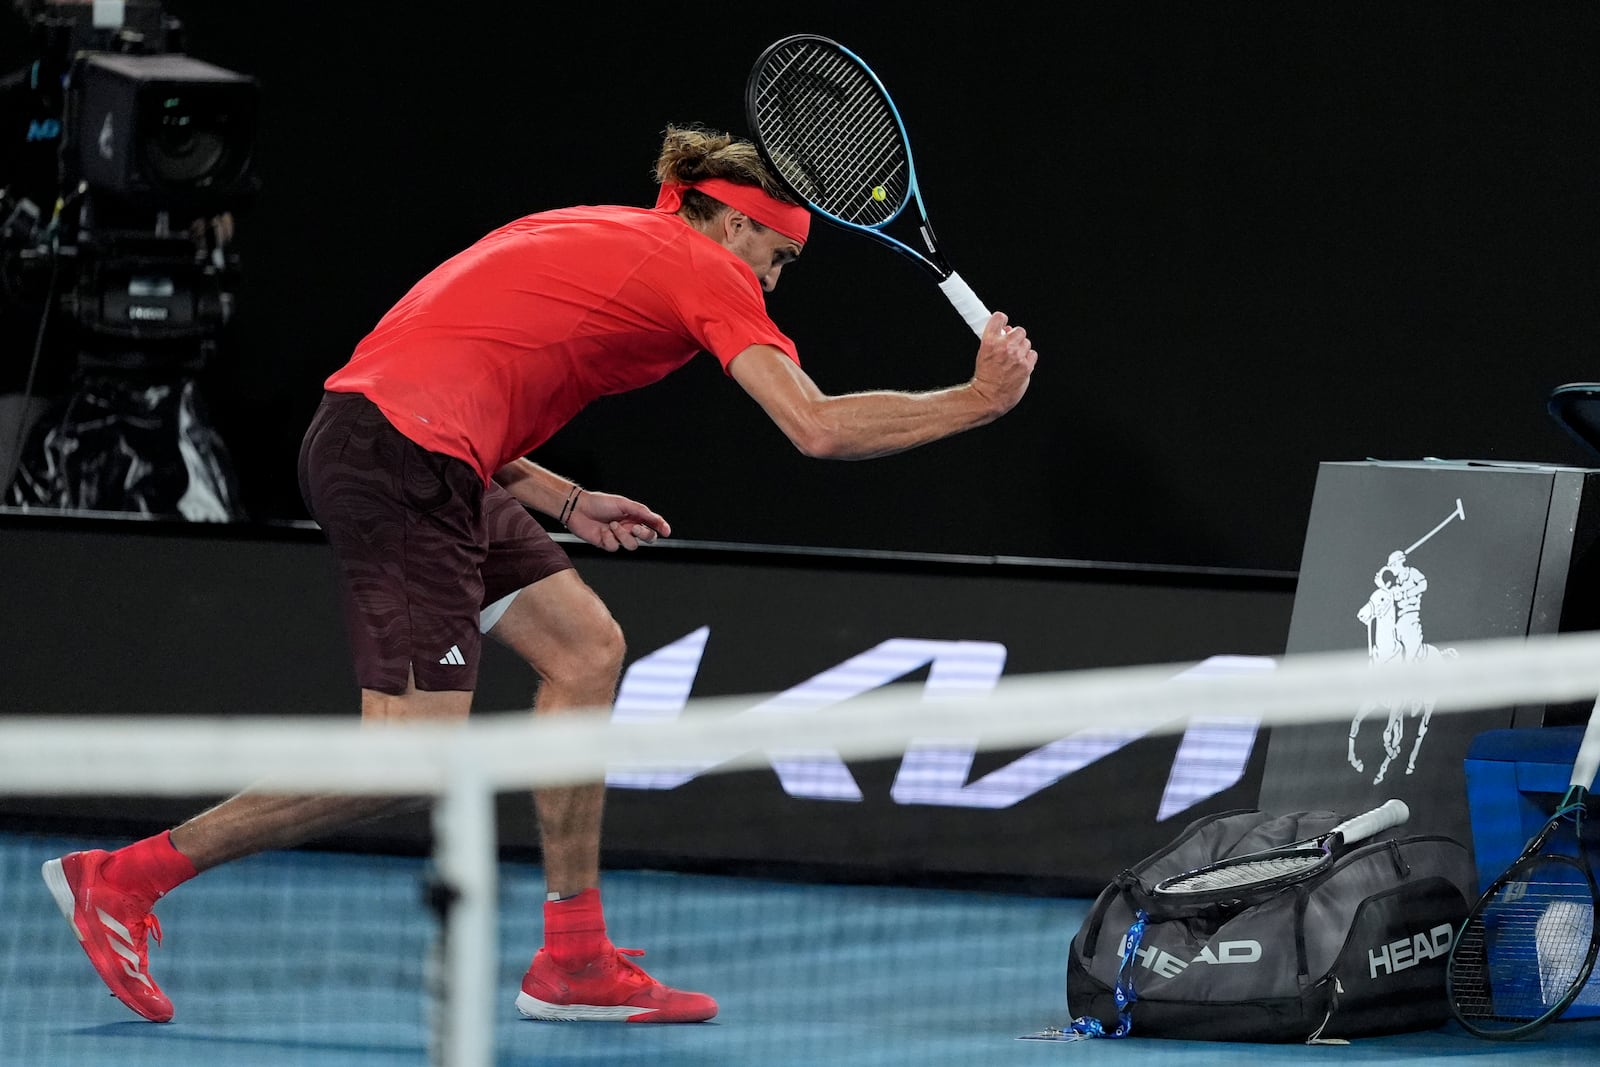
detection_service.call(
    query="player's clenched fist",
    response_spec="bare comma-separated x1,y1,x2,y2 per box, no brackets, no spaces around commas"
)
970,312,1037,416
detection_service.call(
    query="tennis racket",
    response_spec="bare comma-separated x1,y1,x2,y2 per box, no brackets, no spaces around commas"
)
745,33,992,335
1151,800,1411,905
1446,703,1600,1039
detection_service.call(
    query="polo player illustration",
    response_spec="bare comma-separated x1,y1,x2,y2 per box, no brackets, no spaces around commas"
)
1348,500,1463,784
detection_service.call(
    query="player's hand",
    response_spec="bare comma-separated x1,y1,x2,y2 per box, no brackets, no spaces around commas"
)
565,490,671,552
970,312,1036,416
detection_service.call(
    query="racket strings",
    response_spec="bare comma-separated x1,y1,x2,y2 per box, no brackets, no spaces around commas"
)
759,51,898,181
1158,851,1325,894
1453,870,1596,1024
752,45,910,225
768,52,884,154
755,67,902,219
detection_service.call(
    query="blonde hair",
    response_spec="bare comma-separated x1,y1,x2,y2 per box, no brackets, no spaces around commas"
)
653,124,799,223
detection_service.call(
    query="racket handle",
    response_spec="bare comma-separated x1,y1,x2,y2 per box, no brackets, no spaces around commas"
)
1331,799,1410,847
1572,697,1600,790
938,272,992,336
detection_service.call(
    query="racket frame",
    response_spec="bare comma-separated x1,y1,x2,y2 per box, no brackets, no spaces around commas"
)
1150,846,1335,906
744,33,951,281
1149,799,1411,907
1446,782,1600,1039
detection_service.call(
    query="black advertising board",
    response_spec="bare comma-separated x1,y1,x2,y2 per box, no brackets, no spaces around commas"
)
1256,460,1600,856
0,515,1294,895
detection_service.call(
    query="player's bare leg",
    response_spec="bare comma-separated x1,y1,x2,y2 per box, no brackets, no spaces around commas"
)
168,682,470,869
489,570,717,1022
44,675,467,1021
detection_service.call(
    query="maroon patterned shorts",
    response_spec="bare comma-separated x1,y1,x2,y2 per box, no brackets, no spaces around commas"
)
297,391,572,694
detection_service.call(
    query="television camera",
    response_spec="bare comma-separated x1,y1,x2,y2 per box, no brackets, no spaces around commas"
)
3,0,259,354
1,0,260,517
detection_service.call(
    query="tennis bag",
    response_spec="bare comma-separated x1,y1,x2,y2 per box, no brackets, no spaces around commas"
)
1066,807,1478,1042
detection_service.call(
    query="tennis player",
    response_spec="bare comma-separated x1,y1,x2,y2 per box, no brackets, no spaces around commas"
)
42,124,1038,1025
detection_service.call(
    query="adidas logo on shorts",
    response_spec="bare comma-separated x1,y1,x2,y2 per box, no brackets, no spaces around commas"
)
439,645,466,666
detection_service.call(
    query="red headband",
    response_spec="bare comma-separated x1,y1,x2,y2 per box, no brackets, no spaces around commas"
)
655,177,810,245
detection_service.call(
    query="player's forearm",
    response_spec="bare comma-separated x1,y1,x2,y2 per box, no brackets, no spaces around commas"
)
492,458,578,517
790,382,998,460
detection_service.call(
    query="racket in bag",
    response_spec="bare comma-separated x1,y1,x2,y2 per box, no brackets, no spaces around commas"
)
1066,808,1477,1042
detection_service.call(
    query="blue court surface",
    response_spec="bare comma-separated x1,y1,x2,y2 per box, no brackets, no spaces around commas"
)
1,831,1594,1066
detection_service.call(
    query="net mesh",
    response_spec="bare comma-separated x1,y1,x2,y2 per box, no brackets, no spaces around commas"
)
3,631,1600,1065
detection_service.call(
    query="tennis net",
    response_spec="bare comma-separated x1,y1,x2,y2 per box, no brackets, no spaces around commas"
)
2,630,1598,1066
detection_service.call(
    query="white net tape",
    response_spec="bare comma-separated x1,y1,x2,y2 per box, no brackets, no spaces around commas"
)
3,630,1596,797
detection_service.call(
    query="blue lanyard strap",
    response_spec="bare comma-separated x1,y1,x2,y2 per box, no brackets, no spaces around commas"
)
1068,909,1148,1039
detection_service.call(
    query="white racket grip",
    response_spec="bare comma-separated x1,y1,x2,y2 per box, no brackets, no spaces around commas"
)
1331,799,1410,846
938,272,992,336
1570,697,1600,790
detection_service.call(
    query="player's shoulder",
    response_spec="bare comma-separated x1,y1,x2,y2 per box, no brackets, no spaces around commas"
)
507,204,703,250
503,204,762,296
525,203,675,227
616,209,764,293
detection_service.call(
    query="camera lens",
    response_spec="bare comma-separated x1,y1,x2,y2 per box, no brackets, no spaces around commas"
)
143,95,229,184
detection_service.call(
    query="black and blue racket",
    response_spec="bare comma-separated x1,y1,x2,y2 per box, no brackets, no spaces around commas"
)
1150,800,1412,905
1447,704,1600,1039
745,33,993,335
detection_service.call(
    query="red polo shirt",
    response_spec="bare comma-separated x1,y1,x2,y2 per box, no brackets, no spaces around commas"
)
324,205,798,479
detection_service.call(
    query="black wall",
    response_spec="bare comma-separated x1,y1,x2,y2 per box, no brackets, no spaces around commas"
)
4,2,1597,572
0,515,1295,894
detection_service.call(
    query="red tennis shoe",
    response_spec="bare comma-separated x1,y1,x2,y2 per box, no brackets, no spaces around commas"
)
516,946,717,1023
42,850,174,1023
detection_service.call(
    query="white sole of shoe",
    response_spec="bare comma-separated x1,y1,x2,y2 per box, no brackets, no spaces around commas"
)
514,992,652,1021
41,858,84,938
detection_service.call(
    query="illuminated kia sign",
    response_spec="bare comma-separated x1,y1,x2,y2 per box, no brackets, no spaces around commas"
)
607,627,1272,819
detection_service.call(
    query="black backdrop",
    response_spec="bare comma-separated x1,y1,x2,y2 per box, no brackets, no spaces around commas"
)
4,2,1597,571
